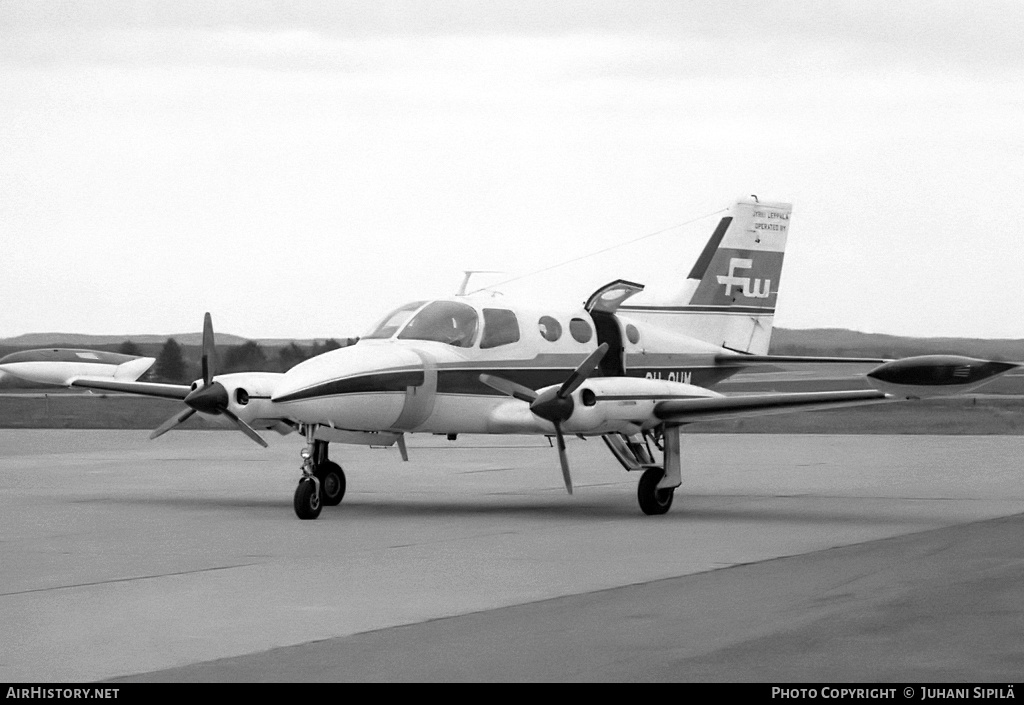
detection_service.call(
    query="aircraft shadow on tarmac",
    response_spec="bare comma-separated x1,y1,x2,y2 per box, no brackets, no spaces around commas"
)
66,491,967,526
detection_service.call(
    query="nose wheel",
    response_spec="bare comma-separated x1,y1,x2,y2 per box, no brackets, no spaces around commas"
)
293,430,346,520
294,476,322,520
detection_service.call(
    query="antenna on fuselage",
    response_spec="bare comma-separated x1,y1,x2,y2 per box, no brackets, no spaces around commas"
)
456,270,502,296
464,206,729,296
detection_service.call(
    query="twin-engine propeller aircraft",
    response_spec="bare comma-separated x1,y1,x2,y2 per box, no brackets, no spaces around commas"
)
1,197,1018,519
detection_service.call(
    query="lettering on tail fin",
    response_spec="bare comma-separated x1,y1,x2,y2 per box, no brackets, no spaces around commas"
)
717,258,771,299
616,196,791,355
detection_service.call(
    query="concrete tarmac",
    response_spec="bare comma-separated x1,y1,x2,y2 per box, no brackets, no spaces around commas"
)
1,430,1022,682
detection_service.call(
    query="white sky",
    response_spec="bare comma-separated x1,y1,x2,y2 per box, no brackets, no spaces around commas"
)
1,1,1022,340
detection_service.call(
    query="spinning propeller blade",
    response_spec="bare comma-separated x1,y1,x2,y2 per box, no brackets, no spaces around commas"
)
554,423,572,494
479,344,608,493
558,343,608,399
224,409,269,448
201,312,216,387
478,374,538,403
150,407,196,440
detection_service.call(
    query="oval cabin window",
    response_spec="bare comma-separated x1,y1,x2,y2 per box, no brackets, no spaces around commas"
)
569,318,593,343
538,316,562,342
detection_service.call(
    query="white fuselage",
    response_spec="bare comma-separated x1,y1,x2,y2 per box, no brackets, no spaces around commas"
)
221,296,736,438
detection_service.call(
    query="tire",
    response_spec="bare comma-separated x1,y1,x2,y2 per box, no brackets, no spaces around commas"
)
638,467,674,516
294,478,322,520
316,461,346,507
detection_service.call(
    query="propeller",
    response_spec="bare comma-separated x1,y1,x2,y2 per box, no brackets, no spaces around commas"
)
150,312,268,447
480,343,608,494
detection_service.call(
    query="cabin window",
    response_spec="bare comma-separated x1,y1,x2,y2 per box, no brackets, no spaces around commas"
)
397,301,479,348
481,309,520,349
626,324,640,344
364,301,426,339
569,317,593,343
538,316,562,342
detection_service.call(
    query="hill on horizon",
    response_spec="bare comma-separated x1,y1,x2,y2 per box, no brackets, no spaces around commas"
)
1,327,1022,361
769,328,1024,361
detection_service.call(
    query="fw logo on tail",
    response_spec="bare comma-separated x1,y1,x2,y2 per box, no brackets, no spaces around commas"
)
717,258,771,298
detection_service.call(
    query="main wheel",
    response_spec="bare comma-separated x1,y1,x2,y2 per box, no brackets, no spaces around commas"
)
638,467,674,515
315,461,346,506
294,478,322,520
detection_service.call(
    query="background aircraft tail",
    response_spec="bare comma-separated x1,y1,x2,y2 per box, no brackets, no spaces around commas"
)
620,196,791,355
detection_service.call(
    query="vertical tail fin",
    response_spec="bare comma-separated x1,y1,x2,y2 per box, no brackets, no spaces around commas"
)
621,197,792,355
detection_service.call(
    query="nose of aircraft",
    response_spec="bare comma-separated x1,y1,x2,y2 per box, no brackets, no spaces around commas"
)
271,342,426,405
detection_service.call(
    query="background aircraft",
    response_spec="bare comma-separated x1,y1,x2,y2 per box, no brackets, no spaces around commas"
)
1,197,1017,519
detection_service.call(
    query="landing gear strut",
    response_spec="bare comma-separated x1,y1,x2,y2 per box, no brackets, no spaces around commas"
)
604,424,682,516
293,427,347,520
312,440,346,506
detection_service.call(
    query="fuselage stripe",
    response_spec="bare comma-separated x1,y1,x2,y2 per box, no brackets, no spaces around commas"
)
620,305,775,314
275,366,745,402
274,369,425,403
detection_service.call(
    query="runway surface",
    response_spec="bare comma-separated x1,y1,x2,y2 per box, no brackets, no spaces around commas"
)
1,430,1023,682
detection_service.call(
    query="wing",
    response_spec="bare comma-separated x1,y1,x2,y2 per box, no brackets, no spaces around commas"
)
660,355,1021,423
654,389,889,424
68,377,190,399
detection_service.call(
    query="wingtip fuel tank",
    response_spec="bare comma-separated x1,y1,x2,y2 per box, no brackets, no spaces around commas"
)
866,355,1020,398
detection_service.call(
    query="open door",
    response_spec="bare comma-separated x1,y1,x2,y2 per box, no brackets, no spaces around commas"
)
585,280,645,315
585,280,645,377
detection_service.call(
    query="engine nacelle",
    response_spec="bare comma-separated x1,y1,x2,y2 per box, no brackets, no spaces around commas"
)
559,377,720,434
212,372,291,430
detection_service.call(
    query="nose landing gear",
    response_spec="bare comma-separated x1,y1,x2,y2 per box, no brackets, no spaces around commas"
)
316,460,346,506
293,427,347,520
294,472,322,520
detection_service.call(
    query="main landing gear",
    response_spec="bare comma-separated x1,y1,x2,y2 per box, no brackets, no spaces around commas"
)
293,429,347,520
603,424,682,516
637,466,674,515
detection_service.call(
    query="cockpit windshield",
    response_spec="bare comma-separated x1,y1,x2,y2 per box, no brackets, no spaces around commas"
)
363,301,426,339
397,301,479,348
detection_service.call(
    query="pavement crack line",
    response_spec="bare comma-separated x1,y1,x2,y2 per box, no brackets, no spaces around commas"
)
0,563,259,597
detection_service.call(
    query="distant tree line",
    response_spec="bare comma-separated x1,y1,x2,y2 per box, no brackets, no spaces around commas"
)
145,338,355,383
152,339,186,382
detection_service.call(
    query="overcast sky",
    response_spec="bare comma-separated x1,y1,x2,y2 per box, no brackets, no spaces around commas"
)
2,1,1022,340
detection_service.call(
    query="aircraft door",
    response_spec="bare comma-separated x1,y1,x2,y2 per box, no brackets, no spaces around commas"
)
589,310,625,377
584,279,645,378
392,349,438,431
